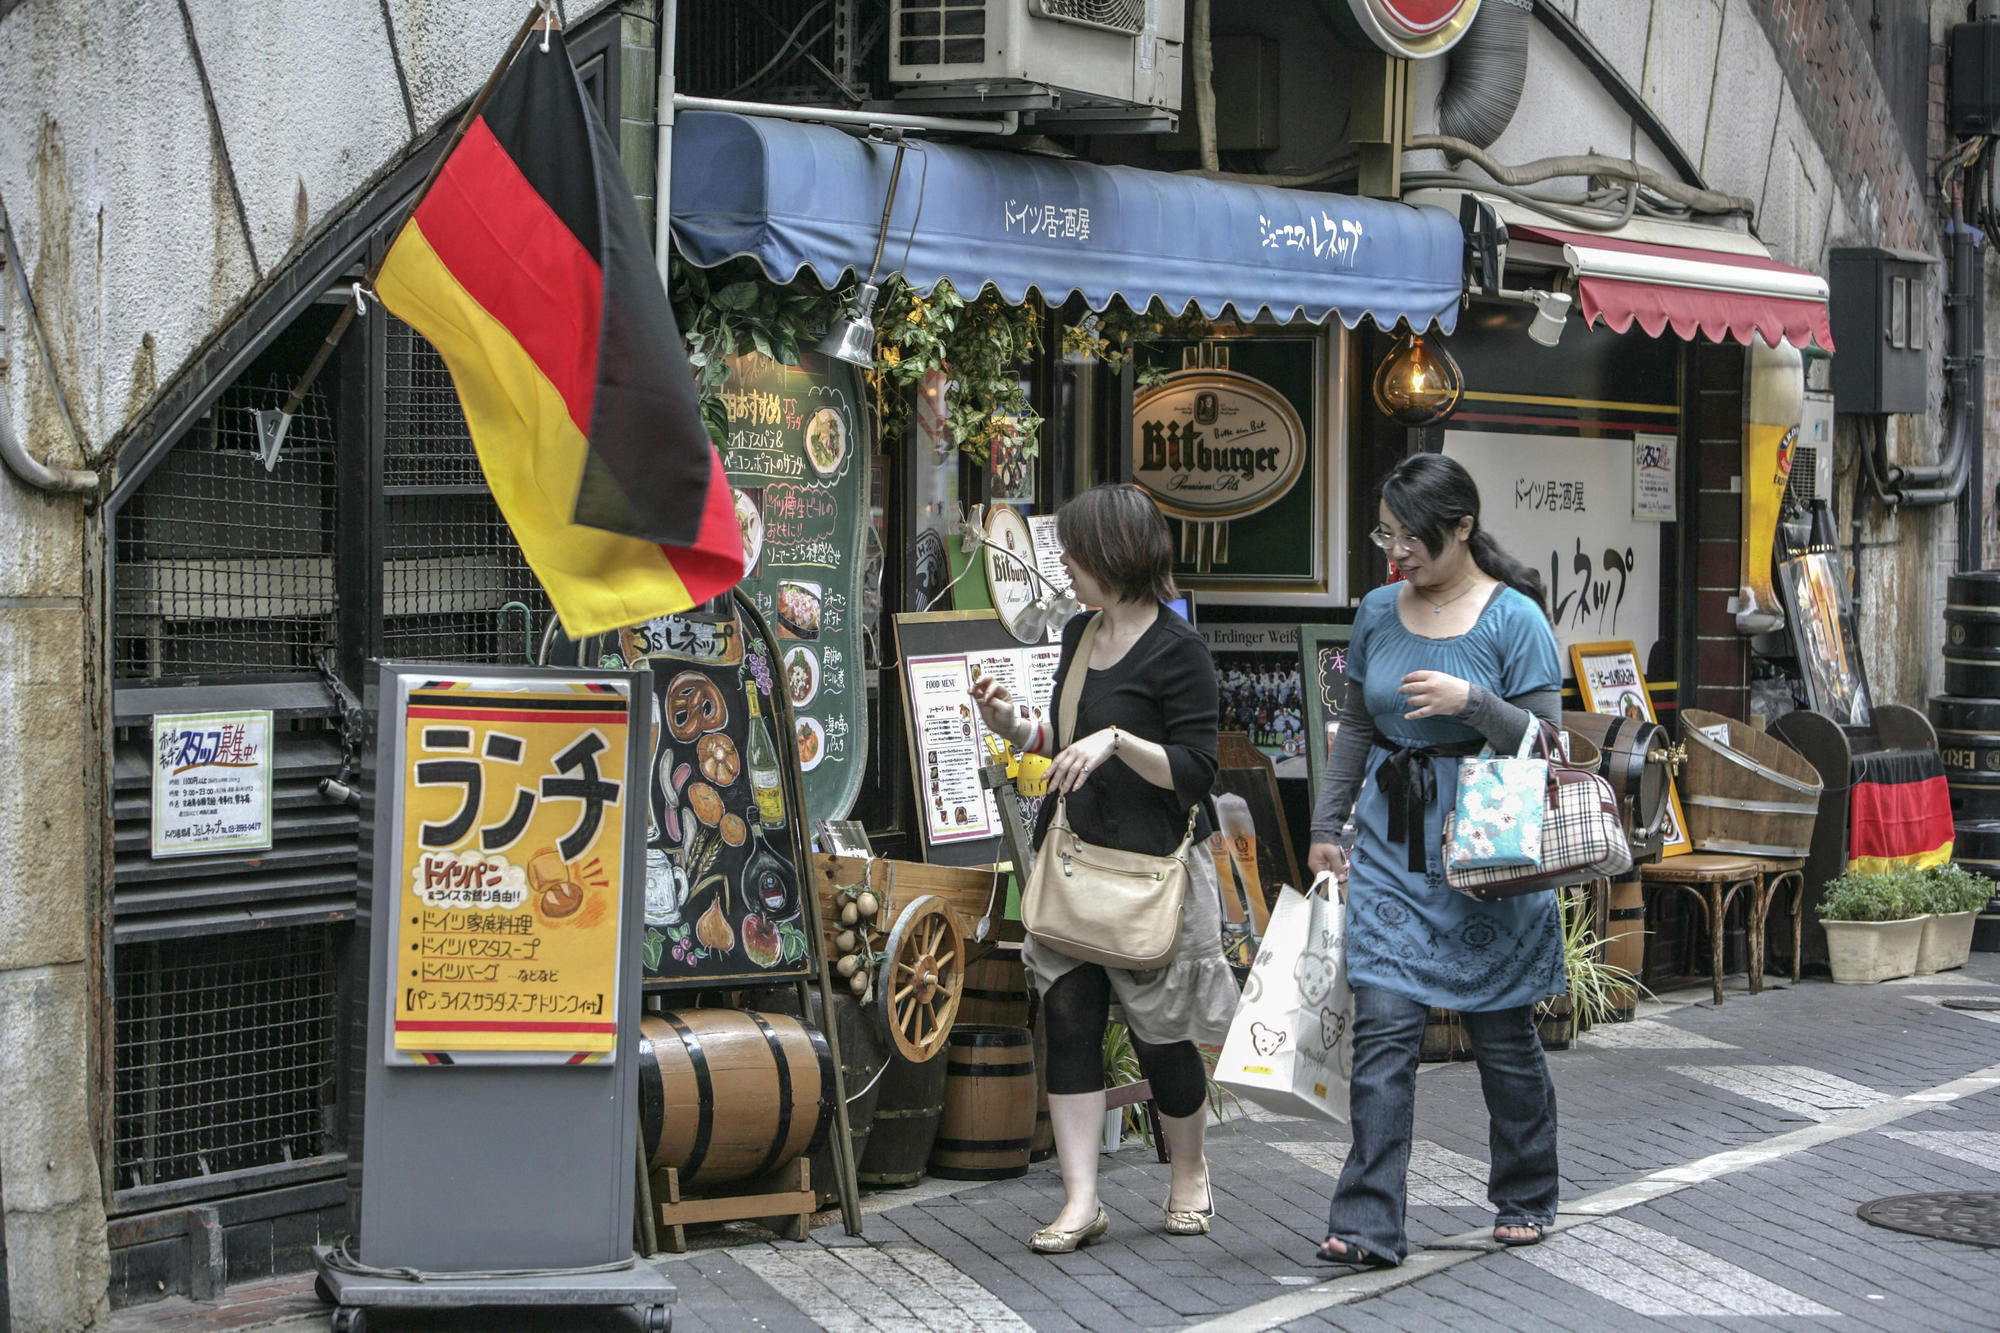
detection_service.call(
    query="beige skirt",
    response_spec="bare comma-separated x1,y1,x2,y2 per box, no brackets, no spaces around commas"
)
1022,843,1240,1048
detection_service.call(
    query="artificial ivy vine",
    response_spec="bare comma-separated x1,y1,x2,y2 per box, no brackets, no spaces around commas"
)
667,255,1045,466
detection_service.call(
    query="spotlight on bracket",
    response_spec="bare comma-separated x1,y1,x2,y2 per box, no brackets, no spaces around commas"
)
1526,290,1573,347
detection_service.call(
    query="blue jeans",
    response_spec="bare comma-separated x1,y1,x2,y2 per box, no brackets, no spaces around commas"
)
1323,987,1559,1263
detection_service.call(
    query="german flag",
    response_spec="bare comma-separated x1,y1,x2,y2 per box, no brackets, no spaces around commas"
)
376,28,742,638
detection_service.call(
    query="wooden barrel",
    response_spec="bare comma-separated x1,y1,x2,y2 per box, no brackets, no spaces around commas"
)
959,946,1032,1028
929,1024,1037,1180
1420,1008,1469,1063
1678,709,1822,858
638,1009,832,1187
1604,879,1645,1019
739,985,889,1207
1944,572,2000,698
857,1051,948,1188
1564,710,1667,838
1030,1015,1053,1162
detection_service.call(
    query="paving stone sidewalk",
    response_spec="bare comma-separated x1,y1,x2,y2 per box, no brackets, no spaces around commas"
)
106,957,2000,1333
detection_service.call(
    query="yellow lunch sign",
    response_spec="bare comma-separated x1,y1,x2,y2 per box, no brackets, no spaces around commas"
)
392,678,631,1060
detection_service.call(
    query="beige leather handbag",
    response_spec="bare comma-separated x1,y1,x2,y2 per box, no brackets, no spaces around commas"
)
1020,615,1196,971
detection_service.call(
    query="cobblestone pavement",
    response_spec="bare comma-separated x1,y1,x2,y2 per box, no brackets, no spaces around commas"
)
108,957,2000,1333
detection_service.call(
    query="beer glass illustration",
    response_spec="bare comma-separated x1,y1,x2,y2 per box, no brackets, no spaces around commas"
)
1215,793,1264,928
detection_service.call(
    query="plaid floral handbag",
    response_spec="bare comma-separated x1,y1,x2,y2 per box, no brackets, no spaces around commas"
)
1443,721,1633,902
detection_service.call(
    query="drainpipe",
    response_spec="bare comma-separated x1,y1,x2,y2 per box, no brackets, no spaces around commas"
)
1877,222,1979,521
1435,0,1534,150
0,406,97,495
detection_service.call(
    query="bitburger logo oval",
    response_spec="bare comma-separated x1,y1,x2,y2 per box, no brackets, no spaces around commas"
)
1131,369,1307,522
1332,0,1480,59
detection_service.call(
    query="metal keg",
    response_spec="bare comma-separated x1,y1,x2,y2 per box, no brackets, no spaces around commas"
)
1943,572,2000,699
1928,694,2000,822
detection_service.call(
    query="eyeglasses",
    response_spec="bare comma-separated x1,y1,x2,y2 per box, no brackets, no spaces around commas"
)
1368,526,1421,557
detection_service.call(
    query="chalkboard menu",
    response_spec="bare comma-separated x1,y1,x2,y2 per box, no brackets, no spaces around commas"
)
716,351,867,822
1297,623,1354,796
625,605,813,988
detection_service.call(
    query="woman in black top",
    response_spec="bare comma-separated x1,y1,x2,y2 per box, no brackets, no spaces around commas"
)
973,485,1237,1254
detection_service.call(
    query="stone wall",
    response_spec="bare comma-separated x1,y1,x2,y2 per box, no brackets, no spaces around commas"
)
0,4,616,1327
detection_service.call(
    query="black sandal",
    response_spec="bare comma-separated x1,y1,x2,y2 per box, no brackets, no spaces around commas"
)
1492,1224,1544,1247
1314,1237,1392,1268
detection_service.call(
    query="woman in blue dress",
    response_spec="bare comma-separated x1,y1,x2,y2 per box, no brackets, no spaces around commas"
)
1306,453,1566,1267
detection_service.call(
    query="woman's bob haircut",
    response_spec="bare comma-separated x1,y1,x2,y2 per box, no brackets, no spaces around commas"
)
1055,483,1179,606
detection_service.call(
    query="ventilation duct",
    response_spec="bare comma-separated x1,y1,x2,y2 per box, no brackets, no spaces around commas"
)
1436,0,1533,150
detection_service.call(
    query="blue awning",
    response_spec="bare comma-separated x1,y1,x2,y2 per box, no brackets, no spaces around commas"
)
669,112,1463,331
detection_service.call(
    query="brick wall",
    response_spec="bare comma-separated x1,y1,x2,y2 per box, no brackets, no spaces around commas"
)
1690,343,1751,720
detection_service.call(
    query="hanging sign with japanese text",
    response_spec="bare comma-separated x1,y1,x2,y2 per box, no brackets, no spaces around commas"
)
387,676,633,1062
1132,369,1308,521
150,710,273,858
715,351,867,822
1443,429,1662,674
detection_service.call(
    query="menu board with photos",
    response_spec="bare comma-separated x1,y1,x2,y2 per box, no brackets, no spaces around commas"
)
894,611,1065,868
716,350,867,822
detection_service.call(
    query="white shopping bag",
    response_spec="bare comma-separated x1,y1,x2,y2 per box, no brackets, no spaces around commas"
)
1215,871,1352,1122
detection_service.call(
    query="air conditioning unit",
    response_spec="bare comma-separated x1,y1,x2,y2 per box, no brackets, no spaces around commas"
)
1793,390,1835,505
889,0,1184,133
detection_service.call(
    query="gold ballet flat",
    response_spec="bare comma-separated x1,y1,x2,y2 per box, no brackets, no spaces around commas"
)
1030,1206,1110,1254
1164,1187,1215,1237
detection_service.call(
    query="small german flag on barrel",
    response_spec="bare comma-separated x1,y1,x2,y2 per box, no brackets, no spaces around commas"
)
377,24,743,638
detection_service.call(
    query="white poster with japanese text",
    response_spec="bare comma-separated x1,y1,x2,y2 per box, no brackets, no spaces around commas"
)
1443,430,1661,676
151,710,273,858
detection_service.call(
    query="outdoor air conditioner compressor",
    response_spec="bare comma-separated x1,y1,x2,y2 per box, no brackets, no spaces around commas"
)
888,0,1185,132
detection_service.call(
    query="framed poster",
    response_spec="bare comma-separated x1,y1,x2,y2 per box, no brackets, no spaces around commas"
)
893,611,1066,868
1570,640,1691,857
150,709,273,857
1778,551,1873,728
623,606,814,988
1129,327,1344,602
383,673,637,1063
1297,623,1355,796
1202,621,1308,779
716,350,867,822
1444,429,1662,674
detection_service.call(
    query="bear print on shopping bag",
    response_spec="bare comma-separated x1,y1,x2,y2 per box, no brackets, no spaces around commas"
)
1250,1022,1288,1056
1294,950,1337,1006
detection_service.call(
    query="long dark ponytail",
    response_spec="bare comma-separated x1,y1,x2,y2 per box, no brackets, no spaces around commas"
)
1378,453,1549,617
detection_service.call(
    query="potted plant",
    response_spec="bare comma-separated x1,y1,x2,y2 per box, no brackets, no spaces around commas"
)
1544,888,1646,1047
1914,865,1990,975
1818,871,1926,983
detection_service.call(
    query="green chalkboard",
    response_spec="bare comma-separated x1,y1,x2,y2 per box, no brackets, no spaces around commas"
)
713,351,869,822
1297,622,1354,797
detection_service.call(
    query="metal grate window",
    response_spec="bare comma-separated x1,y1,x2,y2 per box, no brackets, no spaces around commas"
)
896,0,988,65
113,925,340,1191
114,377,338,680
381,319,552,665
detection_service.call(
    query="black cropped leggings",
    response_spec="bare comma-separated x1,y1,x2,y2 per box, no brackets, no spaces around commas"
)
1039,963,1208,1119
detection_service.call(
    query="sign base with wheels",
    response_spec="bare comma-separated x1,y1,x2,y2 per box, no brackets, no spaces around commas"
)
309,1249,674,1332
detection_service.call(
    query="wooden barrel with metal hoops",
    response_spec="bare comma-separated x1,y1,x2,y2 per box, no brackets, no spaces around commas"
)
928,1025,1038,1180
637,1009,832,1186
1564,711,1668,840
857,1050,949,1188
1678,708,1822,859
958,945,1032,1028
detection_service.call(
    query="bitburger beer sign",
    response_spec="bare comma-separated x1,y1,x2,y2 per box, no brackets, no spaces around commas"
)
1328,0,1481,59
1131,368,1308,522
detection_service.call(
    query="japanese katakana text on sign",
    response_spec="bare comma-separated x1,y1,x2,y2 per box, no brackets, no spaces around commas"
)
389,678,632,1060
150,710,273,858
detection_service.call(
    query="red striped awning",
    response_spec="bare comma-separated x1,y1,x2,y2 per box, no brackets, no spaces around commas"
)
1507,223,1834,352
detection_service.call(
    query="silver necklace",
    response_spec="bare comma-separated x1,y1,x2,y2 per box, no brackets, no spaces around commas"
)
1418,576,1478,615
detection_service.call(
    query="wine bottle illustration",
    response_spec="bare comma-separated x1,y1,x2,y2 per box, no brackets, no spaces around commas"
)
745,687,785,827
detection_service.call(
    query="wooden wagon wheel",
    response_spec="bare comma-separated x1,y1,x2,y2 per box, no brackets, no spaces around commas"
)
879,894,965,1063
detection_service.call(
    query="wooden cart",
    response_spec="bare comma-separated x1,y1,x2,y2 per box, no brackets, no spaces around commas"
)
810,855,1013,1063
